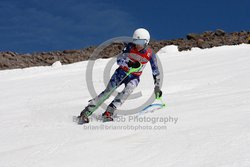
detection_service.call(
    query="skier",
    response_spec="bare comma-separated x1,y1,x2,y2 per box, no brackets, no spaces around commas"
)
77,28,162,124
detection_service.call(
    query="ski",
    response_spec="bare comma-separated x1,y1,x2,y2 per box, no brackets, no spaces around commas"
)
73,100,166,124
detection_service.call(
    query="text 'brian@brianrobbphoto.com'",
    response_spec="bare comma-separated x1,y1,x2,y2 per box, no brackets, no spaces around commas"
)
82,115,178,131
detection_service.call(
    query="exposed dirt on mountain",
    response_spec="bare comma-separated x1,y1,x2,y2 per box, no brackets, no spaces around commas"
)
0,30,249,70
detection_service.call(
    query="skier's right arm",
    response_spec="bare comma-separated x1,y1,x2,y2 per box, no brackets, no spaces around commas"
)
117,53,129,67
116,43,132,67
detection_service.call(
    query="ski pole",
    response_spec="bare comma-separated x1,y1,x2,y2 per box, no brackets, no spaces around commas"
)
157,97,166,107
156,91,166,107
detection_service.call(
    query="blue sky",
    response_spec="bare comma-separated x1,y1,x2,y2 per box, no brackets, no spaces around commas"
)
0,0,249,53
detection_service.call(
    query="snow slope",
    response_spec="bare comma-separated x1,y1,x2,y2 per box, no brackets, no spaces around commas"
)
0,44,250,167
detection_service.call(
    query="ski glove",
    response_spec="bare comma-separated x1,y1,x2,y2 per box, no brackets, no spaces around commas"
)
128,60,141,68
154,86,162,99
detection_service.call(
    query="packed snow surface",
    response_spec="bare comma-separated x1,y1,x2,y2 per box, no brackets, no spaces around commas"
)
0,44,250,167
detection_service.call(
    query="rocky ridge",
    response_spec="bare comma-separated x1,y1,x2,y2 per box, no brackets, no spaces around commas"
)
0,29,249,70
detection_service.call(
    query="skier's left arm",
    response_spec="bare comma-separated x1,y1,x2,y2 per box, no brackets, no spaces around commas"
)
150,53,162,98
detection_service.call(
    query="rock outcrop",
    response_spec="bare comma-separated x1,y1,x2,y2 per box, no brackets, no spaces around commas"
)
0,30,249,70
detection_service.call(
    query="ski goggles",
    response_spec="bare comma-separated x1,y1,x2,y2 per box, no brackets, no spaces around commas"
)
132,39,148,46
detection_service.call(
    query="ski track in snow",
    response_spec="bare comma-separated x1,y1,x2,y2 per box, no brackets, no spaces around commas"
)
0,44,250,167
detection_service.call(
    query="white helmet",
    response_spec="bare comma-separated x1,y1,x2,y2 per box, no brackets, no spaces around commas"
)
132,28,150,46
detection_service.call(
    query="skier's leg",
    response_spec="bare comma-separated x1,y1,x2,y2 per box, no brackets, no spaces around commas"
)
80,69,126,117
78,80,117,124
103,78,139,121
88,82,114,108
112,78,139,109
87,69,127,109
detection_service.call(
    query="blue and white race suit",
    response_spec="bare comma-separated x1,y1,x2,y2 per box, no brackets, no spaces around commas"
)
88,42,160,114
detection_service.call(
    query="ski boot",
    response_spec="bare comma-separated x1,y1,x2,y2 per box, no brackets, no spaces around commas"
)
77,107,91,125
77,100,97,124
102,111,114,122
102,104,116,122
